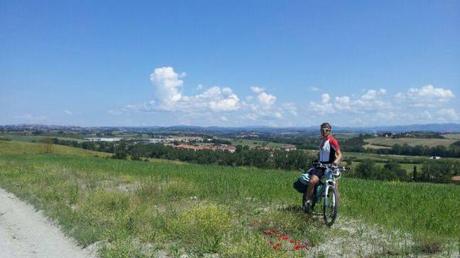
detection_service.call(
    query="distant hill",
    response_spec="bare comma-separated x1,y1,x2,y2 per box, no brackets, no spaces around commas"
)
2,123,460,134
351,123,460,133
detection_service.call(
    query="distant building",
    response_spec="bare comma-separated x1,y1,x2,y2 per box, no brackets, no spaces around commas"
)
379,132,393,138
149,136,204,144
281,144,297,152
86,137,121,142
430,156,441,160
173,143,236,153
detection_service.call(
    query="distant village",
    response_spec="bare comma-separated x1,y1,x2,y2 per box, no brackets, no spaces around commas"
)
85,135,296,153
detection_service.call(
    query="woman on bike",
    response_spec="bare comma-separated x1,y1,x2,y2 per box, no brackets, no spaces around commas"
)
303,122,343,213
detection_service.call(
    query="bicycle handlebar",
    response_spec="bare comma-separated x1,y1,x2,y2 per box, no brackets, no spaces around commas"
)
312,162,347,172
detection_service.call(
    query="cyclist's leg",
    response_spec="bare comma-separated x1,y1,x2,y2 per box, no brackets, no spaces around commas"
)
305,175,319,202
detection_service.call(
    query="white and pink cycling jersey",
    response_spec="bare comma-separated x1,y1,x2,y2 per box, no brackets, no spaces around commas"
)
319,135,340,163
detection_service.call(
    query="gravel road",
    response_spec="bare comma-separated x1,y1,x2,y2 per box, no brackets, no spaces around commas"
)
0,188,95,258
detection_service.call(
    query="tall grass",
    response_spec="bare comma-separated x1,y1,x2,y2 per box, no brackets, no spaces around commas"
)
0,141,459,256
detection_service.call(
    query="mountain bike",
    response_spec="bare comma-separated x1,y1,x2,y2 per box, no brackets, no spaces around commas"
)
300,163,345,227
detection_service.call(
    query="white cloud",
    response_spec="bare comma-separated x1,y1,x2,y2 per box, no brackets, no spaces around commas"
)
199,87,240,112
321,93,331,104
147,67,241,113
361,89,386,101
396,84,455,107
250,86,264,94
150,67,184,109
307,85,459,125
64,110,72,115
250,86,277,108
309,93,335,114
257,92,277,107
281,102,298,116
117,67,295,125
334,96,352,110
354,89,388,110
437,108,459,121
118,67,460,126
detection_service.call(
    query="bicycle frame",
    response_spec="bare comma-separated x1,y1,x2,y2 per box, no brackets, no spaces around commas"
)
314,166,336,204
306,163,344,226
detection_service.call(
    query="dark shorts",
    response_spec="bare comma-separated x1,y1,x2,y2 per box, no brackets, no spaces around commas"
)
308,167,325,178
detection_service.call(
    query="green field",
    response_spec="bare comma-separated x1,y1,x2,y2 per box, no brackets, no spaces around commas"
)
365,136,457,149
0,134,86,143
0,141,459,257
443,133,460,140
230,138,286,149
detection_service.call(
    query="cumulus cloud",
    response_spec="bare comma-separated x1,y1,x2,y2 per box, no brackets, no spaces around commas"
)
243,86,290,122
250,86,264,94
64,110,72,115
437,108,459,121
147,67,241,113
307,84,458,125
257,92,277,106
396,84,455,107
113,66,297,125
310,88,388,114
150,67,184,109
116,66,460,126
193,86,240,112
250,86,277,107
309,93,335,114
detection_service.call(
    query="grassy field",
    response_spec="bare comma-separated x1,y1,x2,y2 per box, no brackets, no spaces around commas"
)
443,133,460,140
230,138,286,149
364,136,457,148
0,134,86,143
0,141,459,257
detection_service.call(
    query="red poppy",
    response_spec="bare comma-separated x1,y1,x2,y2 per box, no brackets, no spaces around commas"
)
280,235,289,240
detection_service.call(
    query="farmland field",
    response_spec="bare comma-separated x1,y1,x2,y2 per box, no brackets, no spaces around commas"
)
230,138,286,149
364,136,457,148
444,133,460,140
0,140,459,257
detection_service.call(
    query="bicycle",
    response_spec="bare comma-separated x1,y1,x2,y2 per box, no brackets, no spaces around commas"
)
299,163,346,227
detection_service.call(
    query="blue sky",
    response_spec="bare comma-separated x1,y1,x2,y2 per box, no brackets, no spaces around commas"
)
1,0,459,127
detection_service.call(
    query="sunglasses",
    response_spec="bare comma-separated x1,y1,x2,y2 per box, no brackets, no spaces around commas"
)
321,128,331,132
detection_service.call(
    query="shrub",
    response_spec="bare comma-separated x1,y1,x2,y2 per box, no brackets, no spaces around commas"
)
168,203,232,254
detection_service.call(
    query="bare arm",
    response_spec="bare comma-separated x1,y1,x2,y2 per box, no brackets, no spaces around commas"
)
333,149,342,165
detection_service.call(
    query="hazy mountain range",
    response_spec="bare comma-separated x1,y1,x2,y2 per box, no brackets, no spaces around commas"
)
2,123,460,134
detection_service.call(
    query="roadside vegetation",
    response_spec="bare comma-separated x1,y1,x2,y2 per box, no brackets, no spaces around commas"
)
0,140,459,257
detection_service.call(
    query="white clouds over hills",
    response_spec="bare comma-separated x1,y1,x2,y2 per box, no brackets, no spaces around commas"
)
141,67,292,125
150,67,184,109
396,84,455,107
148,67,241,113
113,66,459,126
308,85,458,125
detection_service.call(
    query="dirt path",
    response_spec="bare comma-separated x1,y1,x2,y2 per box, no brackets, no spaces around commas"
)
0,188,95,258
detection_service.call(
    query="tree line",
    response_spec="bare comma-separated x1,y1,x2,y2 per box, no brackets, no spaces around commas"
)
352,159,459,183
51,138,459,184
371,142,460,158
52,138,314,171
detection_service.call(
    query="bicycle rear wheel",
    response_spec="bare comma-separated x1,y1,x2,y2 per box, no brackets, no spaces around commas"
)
323,185,338,226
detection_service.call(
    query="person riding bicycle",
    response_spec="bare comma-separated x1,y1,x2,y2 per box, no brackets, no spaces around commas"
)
303,122,343,213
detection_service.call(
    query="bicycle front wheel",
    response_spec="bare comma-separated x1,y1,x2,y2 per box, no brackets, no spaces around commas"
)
323,185,338,227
